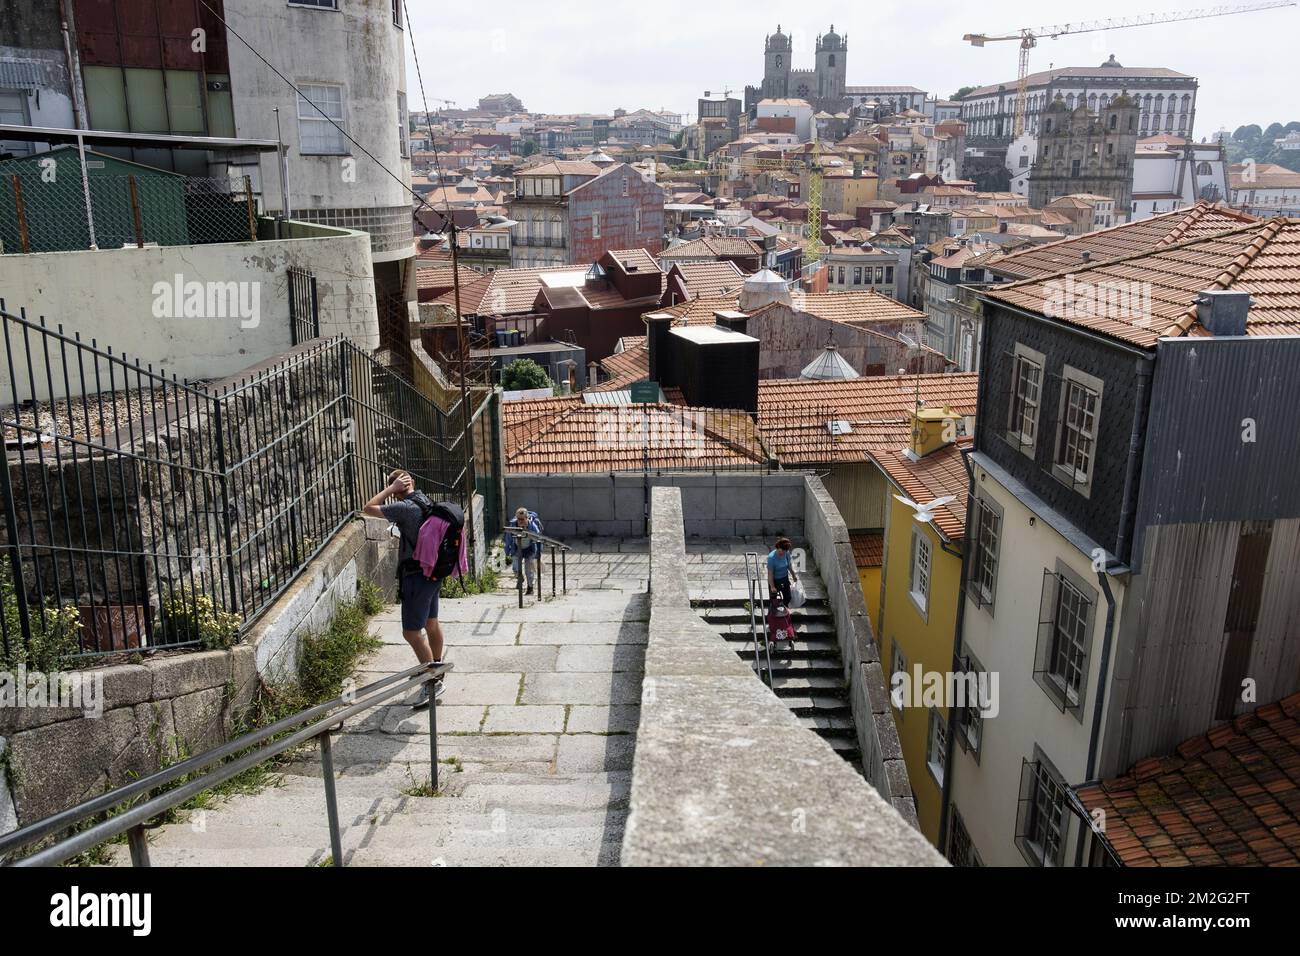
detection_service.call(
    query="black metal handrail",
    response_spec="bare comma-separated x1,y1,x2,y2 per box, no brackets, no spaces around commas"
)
0,660,452,868
744,551,774,686
503,526,570,608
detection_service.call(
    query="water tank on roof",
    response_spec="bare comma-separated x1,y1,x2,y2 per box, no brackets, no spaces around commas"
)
739,269,791,311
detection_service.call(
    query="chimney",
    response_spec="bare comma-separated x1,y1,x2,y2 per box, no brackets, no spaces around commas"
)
1081,250,1092,263
714,310,750,335
1197,289,1252,337
908,405,964,458
645,311,676,385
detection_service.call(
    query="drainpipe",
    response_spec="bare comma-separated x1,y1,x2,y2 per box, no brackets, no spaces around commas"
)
57,0,86,130
937,443,976,854
1113,354,1153,563
1076,568,1117,867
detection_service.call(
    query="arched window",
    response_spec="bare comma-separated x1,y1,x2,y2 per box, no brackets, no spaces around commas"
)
829,54,836,67
1045,119,1053,133
1109,113,1117,130
1196,162,1212,175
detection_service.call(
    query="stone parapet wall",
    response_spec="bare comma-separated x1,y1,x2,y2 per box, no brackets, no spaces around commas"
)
622,485,943,866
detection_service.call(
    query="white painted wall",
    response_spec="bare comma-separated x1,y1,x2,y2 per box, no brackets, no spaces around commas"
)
0,223,378,401
223,0,412,258
950,462,1127,867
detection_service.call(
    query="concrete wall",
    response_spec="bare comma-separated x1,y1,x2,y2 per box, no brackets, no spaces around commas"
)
0,516,397,834
0,222,378,401
803,476,918,827
622,485,943,866
505,472,807,540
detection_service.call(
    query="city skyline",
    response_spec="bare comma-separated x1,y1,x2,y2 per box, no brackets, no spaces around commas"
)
407,0,1298,137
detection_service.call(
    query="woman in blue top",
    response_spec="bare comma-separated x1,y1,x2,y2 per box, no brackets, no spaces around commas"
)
505,506,543,595
767,536,799,606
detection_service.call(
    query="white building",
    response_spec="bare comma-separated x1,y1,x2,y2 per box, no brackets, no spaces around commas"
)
224,0,413,298
757,98,815,141
1229,161,1300,214
961,57,1198,143
1131,135,1229,220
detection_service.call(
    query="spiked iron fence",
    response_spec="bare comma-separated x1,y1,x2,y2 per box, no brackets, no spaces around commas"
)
0,302,471,665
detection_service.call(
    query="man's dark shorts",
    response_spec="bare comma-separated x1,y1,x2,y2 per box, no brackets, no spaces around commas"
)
399,572,443,631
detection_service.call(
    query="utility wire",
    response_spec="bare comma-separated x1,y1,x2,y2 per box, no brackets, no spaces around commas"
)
196,0,441,218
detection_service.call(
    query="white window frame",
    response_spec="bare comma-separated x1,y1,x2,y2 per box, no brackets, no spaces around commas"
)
288,0,339,10
297,83,346,155
908,528,932,619
1006,343,1044,455
969,495,1002,612
1053,366,1103,497
397,91,409,159
926,709,947,787
890,640,907,715
592,210,601,238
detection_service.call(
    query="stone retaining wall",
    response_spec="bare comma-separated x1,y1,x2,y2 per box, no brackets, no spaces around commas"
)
803,475,919,826
0,515,397,833
505,472,807,540
622,485,943,866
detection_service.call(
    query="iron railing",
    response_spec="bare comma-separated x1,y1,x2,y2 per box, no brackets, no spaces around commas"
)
502,525,570,608
744,551,774,686
0,660,452,867
288,268,320,346
0,303,471,664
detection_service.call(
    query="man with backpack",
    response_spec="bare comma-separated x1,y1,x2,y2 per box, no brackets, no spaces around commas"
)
504,507,543,595
363,471,466,709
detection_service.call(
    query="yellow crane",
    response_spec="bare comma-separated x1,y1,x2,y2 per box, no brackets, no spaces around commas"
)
964,2,1296,138
707,146,829,260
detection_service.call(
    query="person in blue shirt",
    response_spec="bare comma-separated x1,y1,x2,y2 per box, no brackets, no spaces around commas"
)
505,507,543,595
767,536,799,606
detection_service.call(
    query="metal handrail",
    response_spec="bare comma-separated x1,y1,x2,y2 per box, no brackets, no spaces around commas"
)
744,552,773,686
503,525,570,608
0,660,453,868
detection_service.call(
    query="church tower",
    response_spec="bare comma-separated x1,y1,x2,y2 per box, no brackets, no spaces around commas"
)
765,26,792,98
815,26,847,102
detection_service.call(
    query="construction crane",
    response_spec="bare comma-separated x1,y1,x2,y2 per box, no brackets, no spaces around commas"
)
964,2,1296,138
706,145,830,260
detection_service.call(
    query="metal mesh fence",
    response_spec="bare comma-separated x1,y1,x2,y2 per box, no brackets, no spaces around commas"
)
0,169,259,254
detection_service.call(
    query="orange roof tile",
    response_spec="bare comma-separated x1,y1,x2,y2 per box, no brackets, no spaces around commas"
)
988,202,1259,282
660,236,763,260
1074,693,1300,867
671,260,747,298
850,531,885,569
871,441,970,541
592,338,648,391
503,396,769,473
756,374,979,465
984,217,1300,347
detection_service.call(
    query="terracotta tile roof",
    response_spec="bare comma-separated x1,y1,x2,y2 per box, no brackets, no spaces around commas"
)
660,236,763,260
985,218,1300,347
1074,693,1300,867
658,295,749,325
503,396,770,473
988,202,1259,282
756,374,979,465
605,249,663,275
671,260,747,298
416,266,482,293
870,440,970,541
592,337,648,391
518,159,601,177
1230,162,1300,191
797,292,927,326
850,531,885,569
434,265,579,316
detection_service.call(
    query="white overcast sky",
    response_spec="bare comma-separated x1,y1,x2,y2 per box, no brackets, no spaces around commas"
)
403,0,1298,137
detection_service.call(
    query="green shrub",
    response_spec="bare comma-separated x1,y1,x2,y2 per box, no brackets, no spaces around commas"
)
501,358,553,392
0,563,82,672
160,586,242,650
441,563,499,599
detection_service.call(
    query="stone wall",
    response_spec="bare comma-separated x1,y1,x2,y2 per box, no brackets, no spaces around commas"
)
0,516,396,834
622,486,943,866
803,475,918,826
504,472,807,540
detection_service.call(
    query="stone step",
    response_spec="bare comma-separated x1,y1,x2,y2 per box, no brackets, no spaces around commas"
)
788,700,853,719
710,622,837,639
689,593,828,608
696,606,833,623
797,711,856,732
750,658,845,679
770,673,848,692
347,841,622,867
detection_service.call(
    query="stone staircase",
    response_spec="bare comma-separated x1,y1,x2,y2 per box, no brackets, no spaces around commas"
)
106,543,648,867
688,546,862,773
